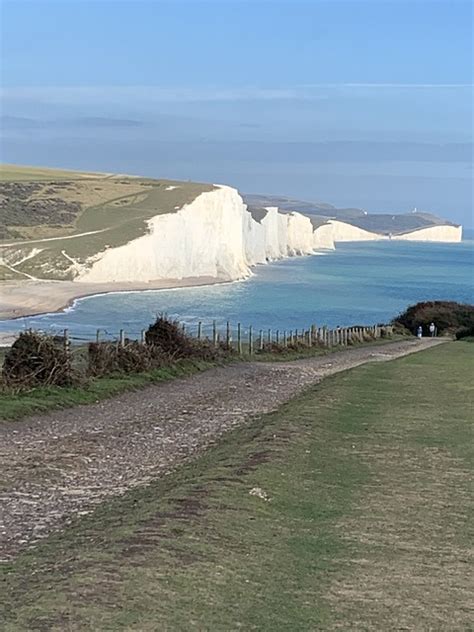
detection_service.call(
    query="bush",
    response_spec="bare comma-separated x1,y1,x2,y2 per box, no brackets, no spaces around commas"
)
145,316,230,362
257,341,287,354
2,331,74,387
88,340,167,377
390,322,411,337
393,301,474,337
145,316,197,359
455,326,474,340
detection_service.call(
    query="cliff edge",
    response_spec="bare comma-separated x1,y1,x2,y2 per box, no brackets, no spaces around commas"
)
0,165,463,286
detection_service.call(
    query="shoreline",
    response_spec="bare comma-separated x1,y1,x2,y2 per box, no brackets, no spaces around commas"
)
0,276,238,322
1,237,469,326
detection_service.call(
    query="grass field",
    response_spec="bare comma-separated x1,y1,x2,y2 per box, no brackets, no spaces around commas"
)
0,164,105,182
1,164,214,280
1,341,472,630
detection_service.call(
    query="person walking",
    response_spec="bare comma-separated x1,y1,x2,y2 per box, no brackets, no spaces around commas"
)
417,325,423,339
429,322,436,337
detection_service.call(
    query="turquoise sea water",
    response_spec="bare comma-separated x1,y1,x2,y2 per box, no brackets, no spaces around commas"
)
1,238,473,341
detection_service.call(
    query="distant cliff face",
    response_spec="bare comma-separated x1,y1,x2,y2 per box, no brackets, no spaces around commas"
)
391,225,462,242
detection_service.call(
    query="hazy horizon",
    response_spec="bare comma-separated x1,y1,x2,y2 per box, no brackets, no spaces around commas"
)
1,0,472,226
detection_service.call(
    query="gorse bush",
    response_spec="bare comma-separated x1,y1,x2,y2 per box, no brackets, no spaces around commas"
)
145,315,229,362
88,340,167,377
2,331,74,387
145,316,196,359
393,301,474,336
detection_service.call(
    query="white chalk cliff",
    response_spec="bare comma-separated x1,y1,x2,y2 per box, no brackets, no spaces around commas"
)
391,224,462,242
76,185,462,284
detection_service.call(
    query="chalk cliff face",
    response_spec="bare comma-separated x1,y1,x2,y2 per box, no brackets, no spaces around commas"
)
312,223,336,250
327,220,386,242
79,186,250,283
72,184,461,284
391,224,462,242
79,188,320,283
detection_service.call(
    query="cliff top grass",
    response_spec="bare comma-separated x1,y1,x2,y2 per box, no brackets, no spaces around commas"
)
0,164,106,182
0,164,214,280
2,341,472,630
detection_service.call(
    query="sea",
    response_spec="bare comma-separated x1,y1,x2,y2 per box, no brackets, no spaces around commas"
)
1,235,473,342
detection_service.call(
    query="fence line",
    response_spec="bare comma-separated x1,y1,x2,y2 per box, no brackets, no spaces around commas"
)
7,320,395,356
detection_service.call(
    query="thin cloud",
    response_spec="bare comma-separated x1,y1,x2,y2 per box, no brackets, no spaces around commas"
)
0,86,302,104
1,83,471,107
303,83,473,89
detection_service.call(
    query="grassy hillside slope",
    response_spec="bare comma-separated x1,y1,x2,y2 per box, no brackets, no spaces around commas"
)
0,165,214,280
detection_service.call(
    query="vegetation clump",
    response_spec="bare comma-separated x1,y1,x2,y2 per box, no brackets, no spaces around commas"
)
145,315,229,361
393,301,474,337
2,330,74,388
88,340,166,377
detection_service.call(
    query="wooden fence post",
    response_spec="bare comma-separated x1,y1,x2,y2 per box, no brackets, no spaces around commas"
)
95,329,100,344
276,330,280,344
212,320,217,347
63,329,70,361
283,330,287,347
248,326,253,355
197,321,202,340
267,328,272,343
141,329,146,344
226,321,230,348
237,323,242,354
119,329,125,347
259,330,264,350
308,326,312,347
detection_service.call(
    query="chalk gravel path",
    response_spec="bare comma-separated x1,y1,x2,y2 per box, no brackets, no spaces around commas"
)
0,338,446,560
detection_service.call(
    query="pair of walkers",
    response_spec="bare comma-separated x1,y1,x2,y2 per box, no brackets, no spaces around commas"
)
417,322,436,338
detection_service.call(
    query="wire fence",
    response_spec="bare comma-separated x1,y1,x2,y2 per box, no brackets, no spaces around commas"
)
10,321,395,355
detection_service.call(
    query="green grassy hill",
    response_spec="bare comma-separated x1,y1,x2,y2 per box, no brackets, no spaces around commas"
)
0,165,213,280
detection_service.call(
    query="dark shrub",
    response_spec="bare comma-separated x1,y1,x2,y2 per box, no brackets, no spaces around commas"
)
117,341,155,373
287,339,311,351
145,315,230,361
88,342,118,376
391,322,411,336
393,301,474,336
88,340,167,376
2,331,74,387
455,326,474,340
258,341,287,354
145,316,195,359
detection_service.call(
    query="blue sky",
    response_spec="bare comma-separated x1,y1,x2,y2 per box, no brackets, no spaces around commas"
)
1,0,473,225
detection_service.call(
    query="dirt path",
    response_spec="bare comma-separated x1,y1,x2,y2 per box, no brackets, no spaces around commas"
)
0,338,446,560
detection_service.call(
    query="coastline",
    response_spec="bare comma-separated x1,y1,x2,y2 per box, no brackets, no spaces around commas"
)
1,234,469,326
0,276,234,321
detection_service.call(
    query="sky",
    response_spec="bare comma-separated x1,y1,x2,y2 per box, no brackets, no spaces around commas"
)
1,0,473,226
